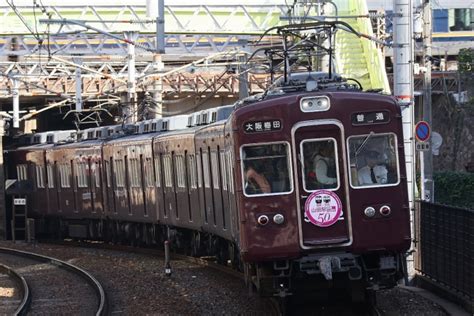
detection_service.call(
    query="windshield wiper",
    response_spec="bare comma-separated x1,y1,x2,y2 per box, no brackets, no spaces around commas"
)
355,131,374,156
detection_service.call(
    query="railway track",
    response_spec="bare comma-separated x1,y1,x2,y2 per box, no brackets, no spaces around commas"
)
41,240,386,315
0,262,29,315
0,246,107,315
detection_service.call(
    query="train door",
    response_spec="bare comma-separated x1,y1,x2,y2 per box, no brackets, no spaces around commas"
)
143,156,155,220
46,161,59,215
113,157,129,218
292,120,352,249
128,154,145,218
91,157,103,215
162,153,177,225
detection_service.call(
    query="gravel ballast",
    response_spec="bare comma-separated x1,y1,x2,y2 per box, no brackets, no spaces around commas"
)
0,241,451,315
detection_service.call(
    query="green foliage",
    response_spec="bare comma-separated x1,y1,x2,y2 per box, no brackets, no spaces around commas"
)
434,172,474,210
458,48,474,74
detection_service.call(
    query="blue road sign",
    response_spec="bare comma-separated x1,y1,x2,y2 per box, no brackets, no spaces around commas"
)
415,121,431,142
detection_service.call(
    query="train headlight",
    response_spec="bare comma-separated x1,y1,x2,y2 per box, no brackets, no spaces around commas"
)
379,205,391,216
273,214,285,225
300,96,330,112
364,207,376,218
257,215,269,226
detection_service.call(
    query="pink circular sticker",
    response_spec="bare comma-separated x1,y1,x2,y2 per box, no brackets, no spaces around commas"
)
304,190,342,227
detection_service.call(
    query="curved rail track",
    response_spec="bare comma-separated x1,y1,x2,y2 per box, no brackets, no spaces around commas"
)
0,247,107,315
0,262,30,315
42,240,384,315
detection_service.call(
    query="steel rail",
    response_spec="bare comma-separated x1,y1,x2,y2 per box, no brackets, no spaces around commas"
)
0,263,30,316
0,247,107,316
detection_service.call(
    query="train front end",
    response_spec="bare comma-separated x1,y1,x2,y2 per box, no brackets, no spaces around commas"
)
232,90,411,297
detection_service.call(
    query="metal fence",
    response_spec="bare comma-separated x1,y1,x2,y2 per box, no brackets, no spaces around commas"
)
415,201,474,304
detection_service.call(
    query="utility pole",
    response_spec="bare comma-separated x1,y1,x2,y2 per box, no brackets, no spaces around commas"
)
149,0,165,118
74,57,83,112
12,75,20,129
124,31,139,124
421,0,434,202
393,0,415,279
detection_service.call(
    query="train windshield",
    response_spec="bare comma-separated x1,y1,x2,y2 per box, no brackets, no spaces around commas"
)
241,142,292,196
301,138,339,191
347,133,399,188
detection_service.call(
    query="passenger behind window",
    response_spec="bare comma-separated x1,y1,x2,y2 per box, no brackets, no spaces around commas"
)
244,161,271,194
309,144,337,189
357,150,388,185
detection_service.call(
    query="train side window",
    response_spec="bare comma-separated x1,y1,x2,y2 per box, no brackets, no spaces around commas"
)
241,142,292,196
114,159,125,188
76,162,88,188
105,160,112,188
17,164,28,181
35,165,45,188
163,155,173,188
144,158,154,187
59,163,71,188
92,161,102,188
175,155,186,188
47,164,54,188
347,133,399,188
301,138,339,191
188,155,197,189
211,151,219,189
202,151,211,188
196,152,203,188
129,158,141,188
220,151,227,191
226,151,234,193
154,156,162,188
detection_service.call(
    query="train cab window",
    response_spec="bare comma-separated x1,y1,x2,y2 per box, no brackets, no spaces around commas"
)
347,133,399,188
301,139,339,191
241,142,292,196
35,165,46,188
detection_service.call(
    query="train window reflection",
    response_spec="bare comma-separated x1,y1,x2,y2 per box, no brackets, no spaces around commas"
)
347,133,399,188
301,138,339,191
241,142,292,196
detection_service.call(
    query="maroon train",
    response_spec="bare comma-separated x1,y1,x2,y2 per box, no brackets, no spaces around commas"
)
6,75,411,299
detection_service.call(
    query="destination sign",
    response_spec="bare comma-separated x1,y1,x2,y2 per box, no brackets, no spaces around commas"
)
351,110,390,125
243,119,282,133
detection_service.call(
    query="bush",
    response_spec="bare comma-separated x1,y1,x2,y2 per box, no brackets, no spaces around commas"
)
434,172,474,209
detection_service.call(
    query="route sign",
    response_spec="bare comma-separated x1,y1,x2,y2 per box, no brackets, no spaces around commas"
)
415,121,431,142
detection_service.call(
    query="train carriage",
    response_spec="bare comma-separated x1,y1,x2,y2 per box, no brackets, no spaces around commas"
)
230,90,410,296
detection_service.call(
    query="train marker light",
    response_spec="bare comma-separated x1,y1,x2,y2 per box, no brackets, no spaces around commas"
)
379,205,391,216
257,215,269,226
364,207,376,218
300,96,330,112
273,214,285,225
